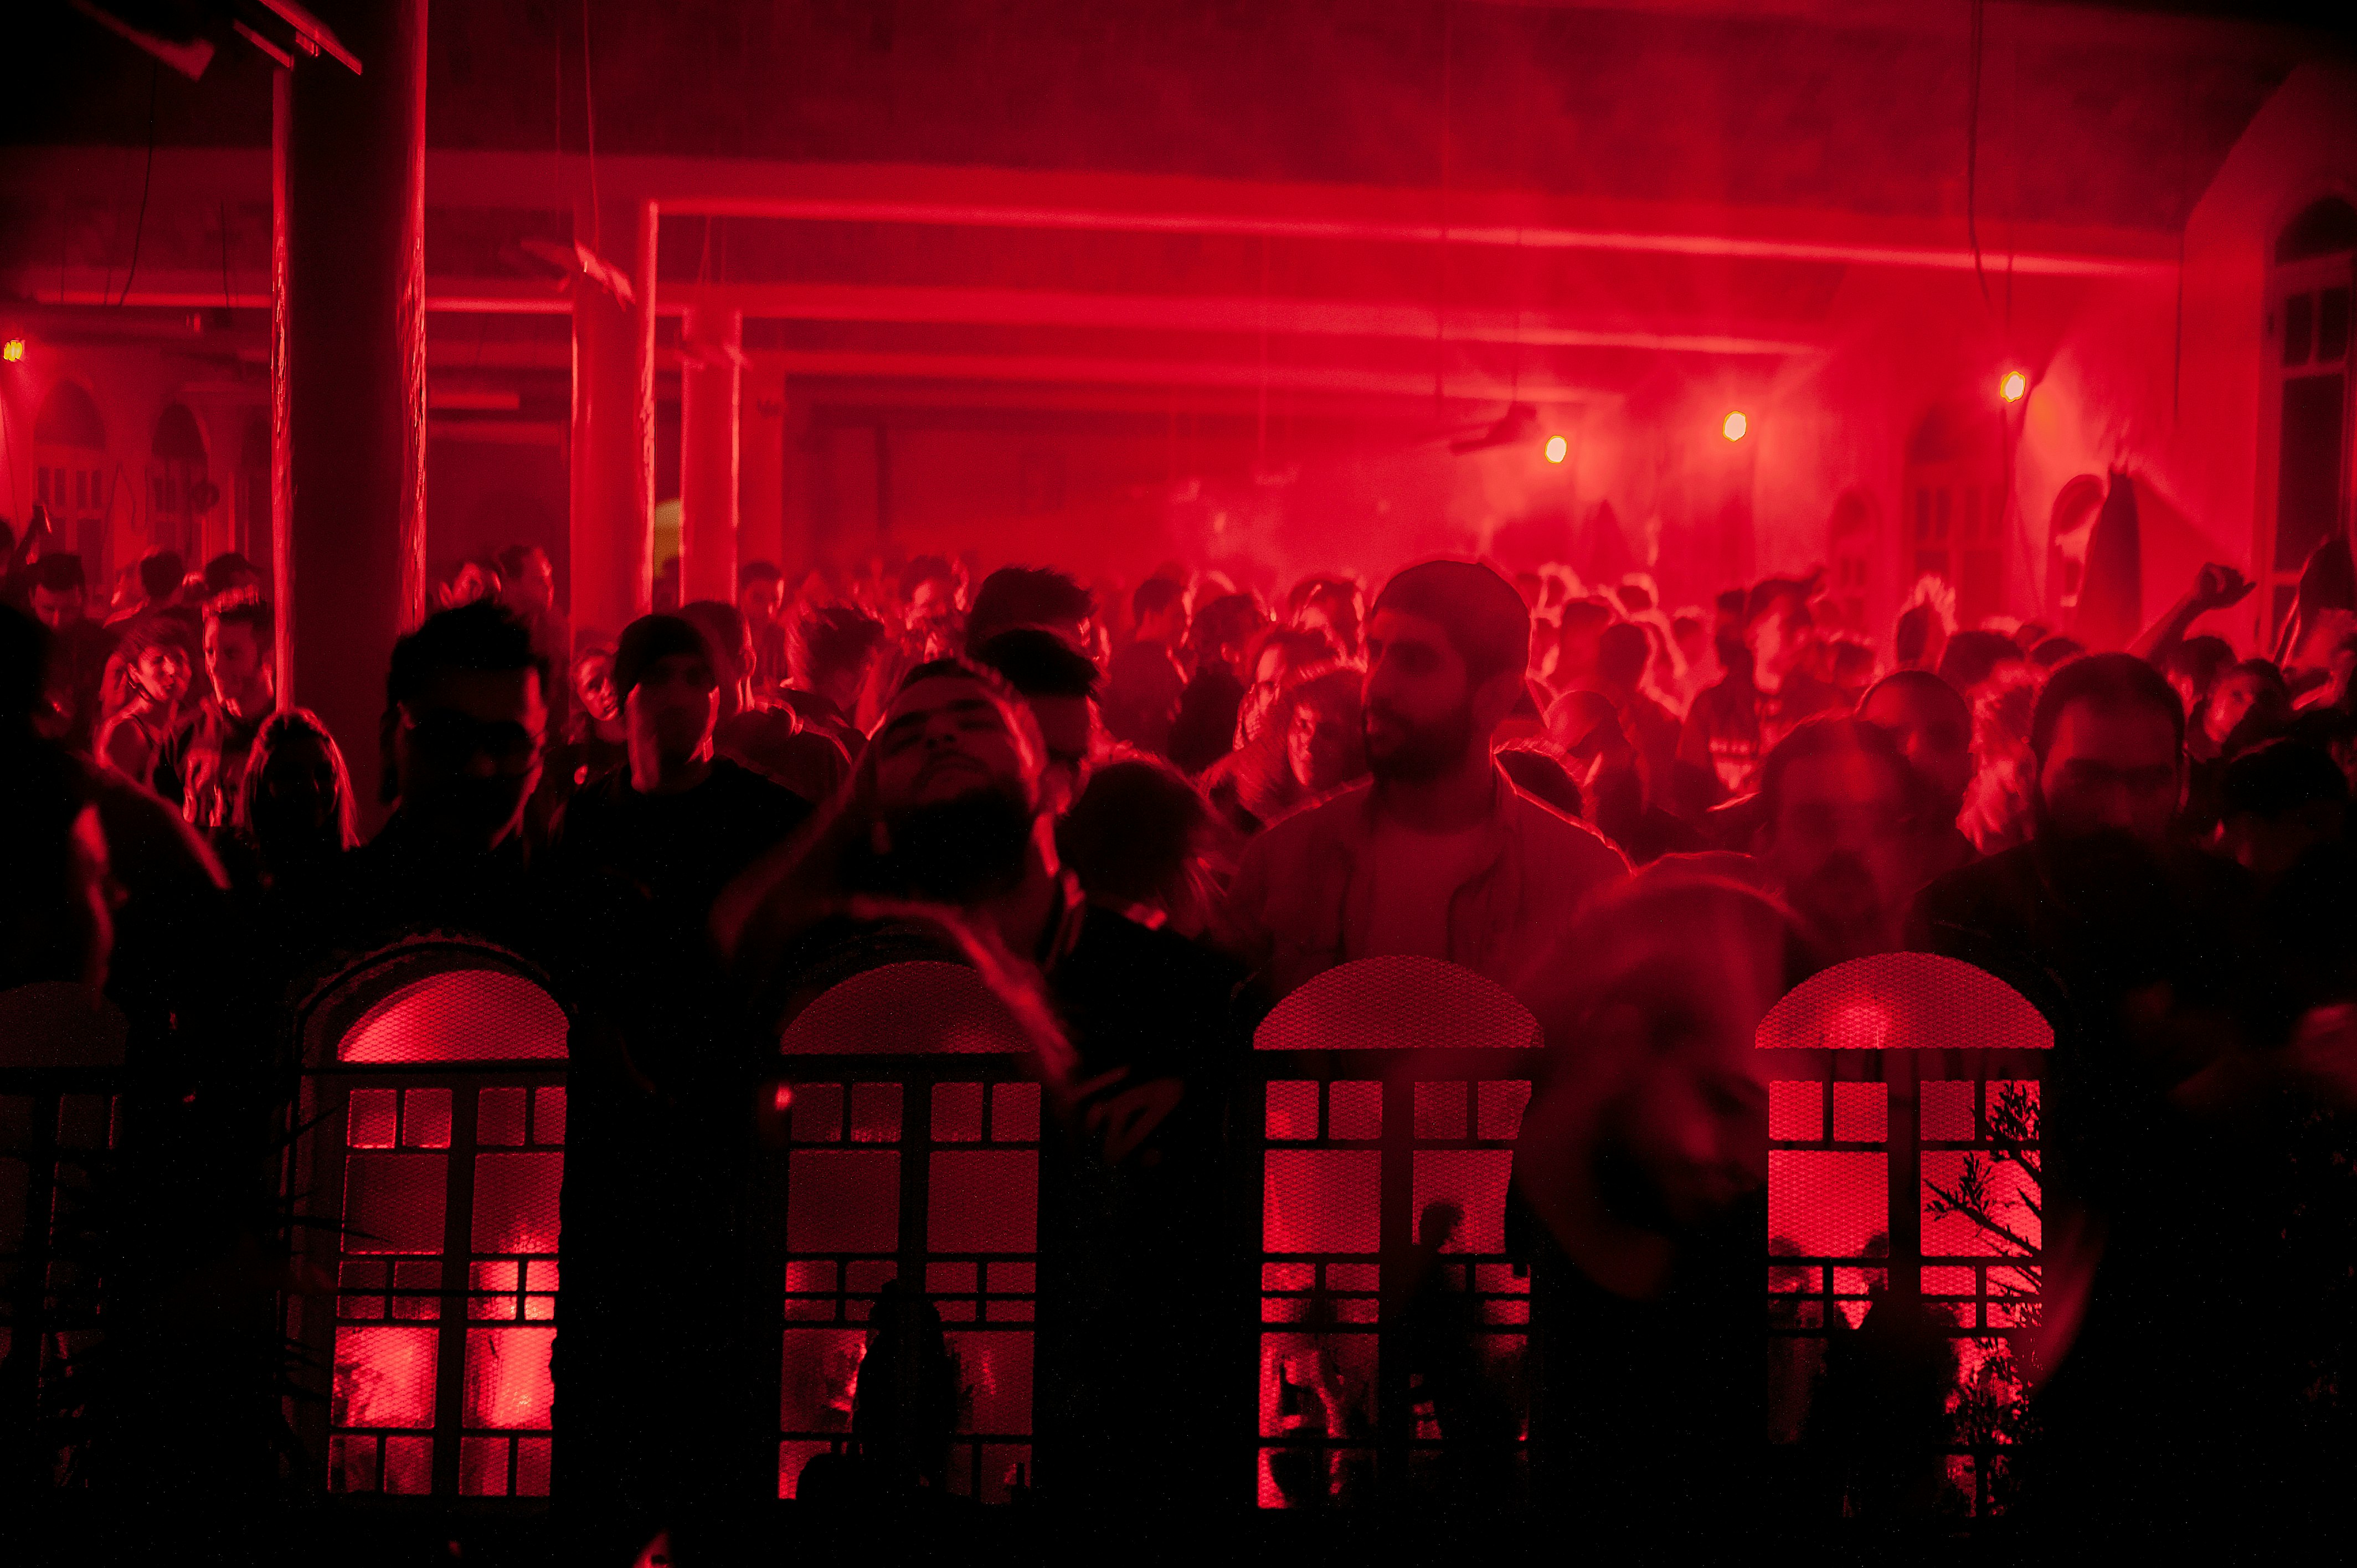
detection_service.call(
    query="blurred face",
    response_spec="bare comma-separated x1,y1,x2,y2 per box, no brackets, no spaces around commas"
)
1363,608,1492,782
1861,681,1974,821
256,731,341,842
1242,643,1311,742
740,577,784,628
1298,594,1354,655
2203,670,2266,746
32,585,83,629
2036,699,2179,848
1764,749,1915,960
396,668,547,850
871,674,1035,816
502,551,554,613
626,652,718,771
574,652,619,724
1288,697,1361,795
1747,604,1806,691
133,644,191,708
907,576,958,635
1025,693,1094,818
206,620,266,704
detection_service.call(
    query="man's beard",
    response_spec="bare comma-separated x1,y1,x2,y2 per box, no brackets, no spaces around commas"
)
873,783,1036,906
1364,700,1474,783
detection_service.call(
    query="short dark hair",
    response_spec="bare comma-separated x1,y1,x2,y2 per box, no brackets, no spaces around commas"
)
1131,576,1186,624
1596,621,1651,687
2029,652,2184,764
677,600,751,678
613,613,714,699
386,600,548,713
791,604,888,688
1191,592,1268,659
1862,668,1970,733
2027,635,2085,670
898,554,957,602
1758,714,1919,831
974,627,1099,700
203,552,258,596
1938,629,2026,694
32,554,85,595
1056,756,1212,911
139,549,186,602
966,566,1094,653
740,559,785,590
204,591,275,653
2162,635,2236,698
1371,559,1531,684
493,544,546,581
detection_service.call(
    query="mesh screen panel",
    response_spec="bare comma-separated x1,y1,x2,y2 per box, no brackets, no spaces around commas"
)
773,964,1042,1502
1250,960,1541,1507
1760,954,2047,1517
338,971,568,1062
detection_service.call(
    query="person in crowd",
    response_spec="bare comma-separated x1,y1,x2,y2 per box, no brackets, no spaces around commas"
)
94,613,195,792
965,564,1095,654
202,551,261,604
784,601,888,757
27,552,119,753
1679,578,1839,803
1101,576,1190,754
1291,574,1363,659
1553,687,1703,864
1859,669,1979,883
1553,620,1682,811
1202,652,1357,835
1284,664,1369,802
2160,633,2237,725
1511,868,1797,1523
1169,591,1267,773
898,554,964,658
496,544,571,731
681,598,850,806
1892,575,1954,675
1224,559,1627,1003
1549,597,1615,696
561,613,814,929
557,643,631,791
1753,717,1923,964
1057,755,1229,940
2198,657,2292,760
975,627,1100,818
104,548,188,630
1935,628,2025,699
218,708,357,896
1235,626,1337,749
738,559,791,695
155,592,275,829
1956,663,2044,855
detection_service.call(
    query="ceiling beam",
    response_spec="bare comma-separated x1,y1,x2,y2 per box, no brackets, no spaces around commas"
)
749,347,1619,405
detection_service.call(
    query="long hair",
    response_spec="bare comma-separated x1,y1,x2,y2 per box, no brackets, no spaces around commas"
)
234,708,358,853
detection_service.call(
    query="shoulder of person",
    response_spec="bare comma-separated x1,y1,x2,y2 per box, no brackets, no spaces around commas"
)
1503,781,1629,875
1246,778,1371,858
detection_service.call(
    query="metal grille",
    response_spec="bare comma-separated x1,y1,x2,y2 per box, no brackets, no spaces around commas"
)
1250,958,1540,1508
1758,952,2051,1517
287,944,570,1501
771,962,1042,1503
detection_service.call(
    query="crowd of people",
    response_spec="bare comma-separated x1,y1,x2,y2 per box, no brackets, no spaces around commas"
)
5,486,2356,1545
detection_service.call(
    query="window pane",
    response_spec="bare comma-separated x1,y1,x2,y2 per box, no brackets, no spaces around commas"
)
932,1082,984,1142
788,1150,902,1254
781,1327,866,1431
477,1087,527,1147
1768,1149,1886,1260
1410,1149,1513,1253
463,1325,555,1430
946,1329,1032,1435
1263,1149,1380,1254
343,1152,447,1254
347,1089,398,1149
331,1324,439,1428
471,1152,564,1256
927,1150,1037,1252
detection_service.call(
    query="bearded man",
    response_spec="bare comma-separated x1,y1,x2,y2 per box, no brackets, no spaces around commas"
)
1223,558,1627,1004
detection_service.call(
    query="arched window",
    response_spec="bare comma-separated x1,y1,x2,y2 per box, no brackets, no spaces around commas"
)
2260,196,2357,649
150,403,210,563
1757,952,2050,1516
285,939,570,1499
33,380,110,582
1902,401,2008,628
1248,957,1541,1508
767,962,1046,1503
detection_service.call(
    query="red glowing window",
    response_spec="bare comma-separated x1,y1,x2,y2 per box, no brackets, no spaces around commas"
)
1249,958,1541,1508
1757,952,2049,1515
769,962,1044,1504
291,942,570,1502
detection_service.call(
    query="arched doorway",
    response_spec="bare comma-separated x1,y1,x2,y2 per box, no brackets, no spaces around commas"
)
2260,195,2357,650
150,403,212,565
1901,400,2006,630
33,380,111,584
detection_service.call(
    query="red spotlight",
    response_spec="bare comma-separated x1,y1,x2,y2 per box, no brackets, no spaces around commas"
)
1,338,24,363
2000,370,2028,403
1722,410,1748,442
1543,434,1568,464
773,1082,795,1113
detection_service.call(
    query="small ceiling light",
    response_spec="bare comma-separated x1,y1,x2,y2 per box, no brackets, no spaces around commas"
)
1544,434,1568,464
1,338,24,363
2001,370,2028,403
1722,410,1748,442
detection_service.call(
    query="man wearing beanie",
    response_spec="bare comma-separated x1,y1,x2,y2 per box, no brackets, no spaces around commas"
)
1223,559,1627,1004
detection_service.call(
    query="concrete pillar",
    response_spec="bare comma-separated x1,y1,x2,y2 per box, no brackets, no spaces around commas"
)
568,199,657,651
678,305,743,606
284,0,429,823
739,357,788,577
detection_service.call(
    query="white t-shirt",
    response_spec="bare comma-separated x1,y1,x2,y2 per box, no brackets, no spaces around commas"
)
1350,817,1496,962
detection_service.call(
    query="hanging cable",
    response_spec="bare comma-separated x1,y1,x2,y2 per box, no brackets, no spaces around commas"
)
1965,0,1991,313
116,60,159,307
